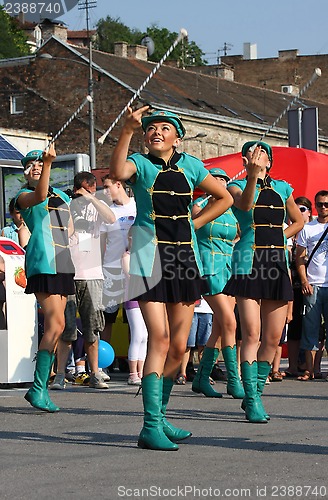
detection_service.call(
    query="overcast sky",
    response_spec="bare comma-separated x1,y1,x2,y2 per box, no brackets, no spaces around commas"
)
59,0,328,61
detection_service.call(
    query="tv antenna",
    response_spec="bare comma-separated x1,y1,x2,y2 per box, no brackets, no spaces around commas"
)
217,42,233,64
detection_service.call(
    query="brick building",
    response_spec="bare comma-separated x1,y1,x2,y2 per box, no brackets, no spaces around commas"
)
218,49,328,105
1,36,328,168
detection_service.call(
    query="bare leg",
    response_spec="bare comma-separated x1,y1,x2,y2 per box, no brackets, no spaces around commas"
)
36,293,67,352
55,339,72,374
178,348,191,378
272,346,282,373
101,322,113,344
84,339,99,374
139,301,171,377
205,294,236,348
258,300,288,363
25,293,67,412
164,302,195,379
236,297,261,362
314,341,324,375
137,360,144,379
128,359,138,376
128,359,142,384
271,346,283,381
139,301,194,378
306,350,315,376
137,301,194,449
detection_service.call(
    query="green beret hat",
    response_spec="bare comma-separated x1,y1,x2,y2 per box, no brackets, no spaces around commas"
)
241,141,272,161
141,110,186,138
209,168,230,181
21,150,43,169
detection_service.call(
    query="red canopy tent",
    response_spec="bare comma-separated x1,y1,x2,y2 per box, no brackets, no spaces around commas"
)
199,147,328,213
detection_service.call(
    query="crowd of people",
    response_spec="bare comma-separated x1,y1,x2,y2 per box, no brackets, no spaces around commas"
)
1,107,327,450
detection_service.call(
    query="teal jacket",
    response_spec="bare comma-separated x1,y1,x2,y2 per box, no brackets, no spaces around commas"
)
194,197,238,276
15,187,71,278
127,152,209,277
229,177,293,275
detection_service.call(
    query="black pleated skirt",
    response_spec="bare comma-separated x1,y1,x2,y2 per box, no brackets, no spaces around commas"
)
223,249,293,301
129,244,208,303
25,273,75,296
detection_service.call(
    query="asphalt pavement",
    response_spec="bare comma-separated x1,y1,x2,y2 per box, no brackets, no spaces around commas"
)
0,361,328,500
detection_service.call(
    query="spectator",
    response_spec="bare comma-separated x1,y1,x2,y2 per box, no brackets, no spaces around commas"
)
1,197,29,246
296,190,328,381
100,174,136,348
51,172,115,391
122,247,148,385
285,197,313,377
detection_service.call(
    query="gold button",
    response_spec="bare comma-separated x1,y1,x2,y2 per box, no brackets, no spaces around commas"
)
170,191,175,196
269,223,273,228
172,215,177,220
270,205,274,209
271,245,275,248
176,241,181,246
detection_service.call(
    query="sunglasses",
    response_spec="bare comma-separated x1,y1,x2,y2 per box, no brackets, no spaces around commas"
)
316,202,328,208
298,205,310,213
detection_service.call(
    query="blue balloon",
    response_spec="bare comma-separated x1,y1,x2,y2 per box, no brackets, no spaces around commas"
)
98,340,115,368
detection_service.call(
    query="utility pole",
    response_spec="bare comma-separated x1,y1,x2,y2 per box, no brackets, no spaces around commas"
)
78,0,97,169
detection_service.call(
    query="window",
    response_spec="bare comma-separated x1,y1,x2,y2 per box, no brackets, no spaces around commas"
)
10,95,24,115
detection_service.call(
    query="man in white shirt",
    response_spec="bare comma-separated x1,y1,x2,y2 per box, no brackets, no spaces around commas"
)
296,190,328,380
52,172,116,390
100,174,136,344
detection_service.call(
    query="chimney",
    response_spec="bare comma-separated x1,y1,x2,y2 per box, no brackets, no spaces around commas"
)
217,66,234,81
243,43,257,60
40,20,67,43
127,44,148,61
278,49,299,60
114,41,128,58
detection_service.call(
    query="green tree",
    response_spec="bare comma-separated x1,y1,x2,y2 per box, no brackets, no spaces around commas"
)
146,25,206,66
95,16,142,54
0,7,30,59
95,17,206,66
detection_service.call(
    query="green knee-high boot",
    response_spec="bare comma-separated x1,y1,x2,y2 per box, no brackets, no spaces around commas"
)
161,377,192,442
257,361,271,421
138,373,179,451
222,345,245,399
24,350,60,412
192,347,222,398
45,352,61,412
240,361,267,424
